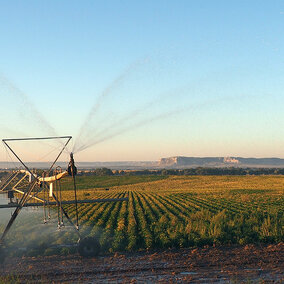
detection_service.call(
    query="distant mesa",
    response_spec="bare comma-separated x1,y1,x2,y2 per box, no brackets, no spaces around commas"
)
159,156,284,168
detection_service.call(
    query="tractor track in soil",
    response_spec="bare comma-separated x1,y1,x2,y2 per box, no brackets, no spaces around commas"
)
0,243,283,283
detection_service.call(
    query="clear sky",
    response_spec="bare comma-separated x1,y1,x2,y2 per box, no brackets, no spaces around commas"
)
0,0,283,162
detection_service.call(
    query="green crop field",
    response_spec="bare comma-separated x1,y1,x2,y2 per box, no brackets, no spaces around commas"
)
60,174,168,190
1,175,283,257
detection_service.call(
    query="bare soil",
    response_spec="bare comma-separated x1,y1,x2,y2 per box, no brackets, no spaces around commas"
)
1,243,283,283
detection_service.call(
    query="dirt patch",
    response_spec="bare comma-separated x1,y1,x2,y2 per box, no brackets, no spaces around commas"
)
1,243,283,283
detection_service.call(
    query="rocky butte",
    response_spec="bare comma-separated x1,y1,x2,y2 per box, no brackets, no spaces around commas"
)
158,156,284,168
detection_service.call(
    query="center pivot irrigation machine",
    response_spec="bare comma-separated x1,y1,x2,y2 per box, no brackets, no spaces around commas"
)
0,136,128,262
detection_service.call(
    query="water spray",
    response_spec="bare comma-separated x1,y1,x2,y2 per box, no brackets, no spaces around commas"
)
0,74,59,138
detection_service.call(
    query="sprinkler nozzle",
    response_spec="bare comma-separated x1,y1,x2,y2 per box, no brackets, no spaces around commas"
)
68,152,77,176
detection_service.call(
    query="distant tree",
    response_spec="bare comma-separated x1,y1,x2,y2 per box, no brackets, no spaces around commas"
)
94,168,113,176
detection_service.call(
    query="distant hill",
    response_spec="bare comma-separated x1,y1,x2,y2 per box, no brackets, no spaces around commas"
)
1,156,284,170
159,156,284,168
0,161,157,170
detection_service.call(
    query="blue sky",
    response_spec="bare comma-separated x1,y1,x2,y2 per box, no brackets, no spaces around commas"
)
0,1,283,161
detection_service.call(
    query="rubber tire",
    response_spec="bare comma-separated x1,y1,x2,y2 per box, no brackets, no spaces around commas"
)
0,246,6,264
78,237,100,257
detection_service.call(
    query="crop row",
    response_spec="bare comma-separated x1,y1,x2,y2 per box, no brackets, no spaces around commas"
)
2,187,283,257
63,190,283,252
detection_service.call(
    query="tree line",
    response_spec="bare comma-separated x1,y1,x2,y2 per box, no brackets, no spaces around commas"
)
80,167,284,176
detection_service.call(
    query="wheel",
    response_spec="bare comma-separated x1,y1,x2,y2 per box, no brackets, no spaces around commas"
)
78,237,100,257
0,246,6,264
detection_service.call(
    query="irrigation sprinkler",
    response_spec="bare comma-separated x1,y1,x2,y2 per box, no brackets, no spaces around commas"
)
0,136,128,262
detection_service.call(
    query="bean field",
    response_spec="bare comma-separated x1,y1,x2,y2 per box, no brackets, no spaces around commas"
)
1,175,283,256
